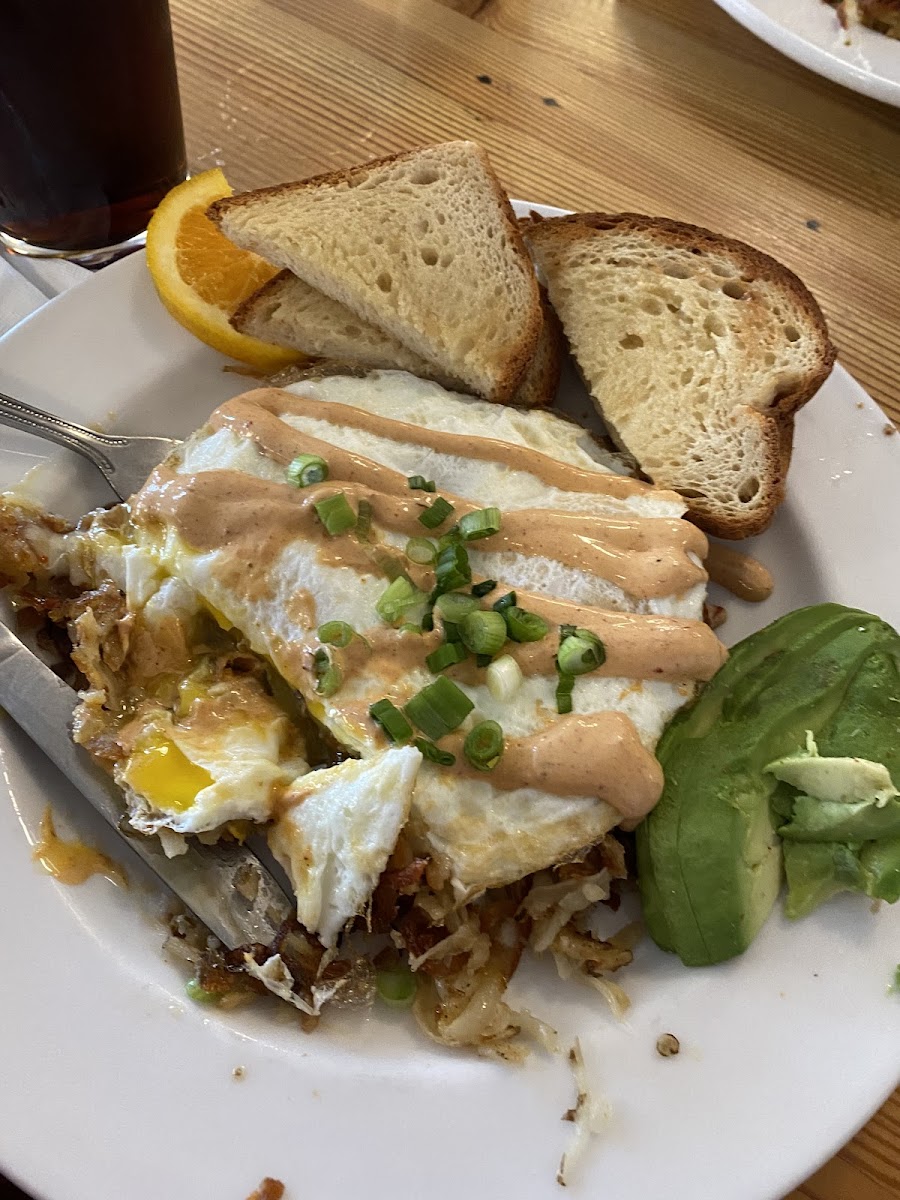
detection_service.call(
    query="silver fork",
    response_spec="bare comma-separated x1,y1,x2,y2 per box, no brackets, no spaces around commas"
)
0,390,180,500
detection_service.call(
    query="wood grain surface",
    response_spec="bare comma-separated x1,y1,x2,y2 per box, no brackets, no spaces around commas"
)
164,2,899,1199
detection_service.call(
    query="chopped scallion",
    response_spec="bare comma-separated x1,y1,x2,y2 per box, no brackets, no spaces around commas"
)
314,491,356,536
492,591,517,614
471,579,497,598
317,620,355,648
369,698,413,743
355,498,373,542
434,541,471,593
557,630,606,676
458,506,501,541
463,720,504,771
426,642,467,673
555,671,575,715
312,647,342,697
407,475,436,493
398,623,422,635
487,655,523,702
415,737,456,766
376,964,417,1008
418,496,455,529
405,536,437,565
376,575,424,623
504,606,549,644
185,978,219,1005
459,609,507,656
403,676,474,741
286,453,329,487
435,591,479,622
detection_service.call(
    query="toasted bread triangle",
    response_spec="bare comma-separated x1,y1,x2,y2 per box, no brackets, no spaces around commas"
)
209,142,542,402
523,213,836,538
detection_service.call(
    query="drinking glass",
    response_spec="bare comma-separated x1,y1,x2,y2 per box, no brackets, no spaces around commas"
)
0,0,187,264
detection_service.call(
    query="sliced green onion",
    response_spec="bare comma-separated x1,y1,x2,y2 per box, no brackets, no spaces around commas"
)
369,698,413,743
317,620,355,648
404,676,474,740
185,978,219,1005
398,622,422,635
434,542,471,593
435,591,479,622
415,737,456,766
314,491,356,536
418,496,455,529
376,575,424,623
557,631,606,676
504,606,550,644
376,964,417,1008
556,671,575,715
405,536,437,565
421,610,435,633
492,590,517,614
459,609,507,656
463,720,504,772
487,654,523,702
287,453,329,487
471,579,497,598
407,475,436,493
442,619,462,644
312,648,342,697
438,526,462,550
355,498,373,543
458,506,501,541
426,642,467,673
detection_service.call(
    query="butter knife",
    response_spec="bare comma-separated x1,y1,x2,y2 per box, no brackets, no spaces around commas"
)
0,620,294,949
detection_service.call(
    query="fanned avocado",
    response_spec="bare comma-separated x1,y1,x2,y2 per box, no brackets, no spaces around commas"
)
636,604,900,966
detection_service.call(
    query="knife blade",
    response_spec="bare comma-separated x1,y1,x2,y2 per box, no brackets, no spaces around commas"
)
0,619,294,949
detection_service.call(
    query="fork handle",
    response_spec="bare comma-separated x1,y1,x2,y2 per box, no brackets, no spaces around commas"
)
0,390,119,482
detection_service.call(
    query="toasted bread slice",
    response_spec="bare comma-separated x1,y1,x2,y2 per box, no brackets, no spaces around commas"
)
233,270,563,407
209,142,542,403
522,213,836,538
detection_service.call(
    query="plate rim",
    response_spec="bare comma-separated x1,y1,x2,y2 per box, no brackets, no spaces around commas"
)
0,207,899,1200
713,0,900,106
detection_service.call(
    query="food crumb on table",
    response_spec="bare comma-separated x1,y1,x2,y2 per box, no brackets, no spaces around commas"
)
232,1065,245,1080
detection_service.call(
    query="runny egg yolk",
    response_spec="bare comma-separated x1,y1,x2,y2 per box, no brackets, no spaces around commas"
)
124,736,213,813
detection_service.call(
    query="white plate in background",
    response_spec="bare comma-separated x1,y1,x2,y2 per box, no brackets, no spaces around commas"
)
0,202,898,1200
714,0,900,106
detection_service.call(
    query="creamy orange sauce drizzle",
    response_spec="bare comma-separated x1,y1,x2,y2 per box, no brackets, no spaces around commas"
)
129,387,730,821
705,543,774,603
32,808,127,888
213,387,671,500
136,467,705,601
440,712,664,820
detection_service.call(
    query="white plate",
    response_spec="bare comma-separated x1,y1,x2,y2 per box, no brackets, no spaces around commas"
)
714,0,900,106
0,201,899,1200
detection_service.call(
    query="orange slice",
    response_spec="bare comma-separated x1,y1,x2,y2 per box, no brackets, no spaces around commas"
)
146,168,300,372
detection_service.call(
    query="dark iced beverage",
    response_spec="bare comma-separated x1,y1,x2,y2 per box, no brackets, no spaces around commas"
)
0,0,187,259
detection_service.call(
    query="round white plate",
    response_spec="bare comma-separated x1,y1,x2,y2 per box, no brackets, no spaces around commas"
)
0,202,899,1200
714,0,900,106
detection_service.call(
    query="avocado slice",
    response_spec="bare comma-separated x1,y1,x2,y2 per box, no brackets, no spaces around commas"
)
636,604,900,966
767,734,900,842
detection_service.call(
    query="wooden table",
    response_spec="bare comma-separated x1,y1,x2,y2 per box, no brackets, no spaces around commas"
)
167,3,899,1197
4,2,897,1199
